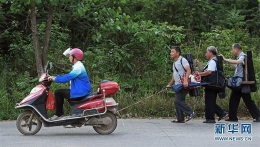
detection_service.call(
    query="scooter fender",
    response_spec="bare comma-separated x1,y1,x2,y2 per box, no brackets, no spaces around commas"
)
16,84,47,106
77,97,118,111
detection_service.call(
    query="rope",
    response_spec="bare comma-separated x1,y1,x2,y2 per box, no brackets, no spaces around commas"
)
117,88,167,112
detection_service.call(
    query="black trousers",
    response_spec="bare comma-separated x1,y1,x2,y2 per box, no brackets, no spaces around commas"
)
205,88,225,120
174,89,193,121
228,90,260,120
54,89,70,116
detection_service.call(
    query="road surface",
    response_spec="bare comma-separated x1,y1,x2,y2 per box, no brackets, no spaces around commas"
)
1,118,259,147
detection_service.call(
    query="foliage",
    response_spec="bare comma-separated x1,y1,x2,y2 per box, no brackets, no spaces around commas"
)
1,0,260,120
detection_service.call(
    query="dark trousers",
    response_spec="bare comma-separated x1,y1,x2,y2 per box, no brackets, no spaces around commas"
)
55,89,70,116
174,89,193,121
228,90,260,120
205,88,225,120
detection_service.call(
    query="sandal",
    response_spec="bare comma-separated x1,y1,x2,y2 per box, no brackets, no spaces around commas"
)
171,119,185,123
186,112,195,122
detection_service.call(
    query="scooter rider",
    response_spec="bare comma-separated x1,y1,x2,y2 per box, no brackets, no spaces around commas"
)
48,48,92,120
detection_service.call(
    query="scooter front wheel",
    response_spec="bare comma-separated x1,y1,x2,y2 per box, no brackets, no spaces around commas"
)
93,111,117,135
16,111,42,135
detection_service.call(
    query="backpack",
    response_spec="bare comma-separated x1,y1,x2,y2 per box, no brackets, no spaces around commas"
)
173,57,201,85
173,54,200,97
183,54,200,97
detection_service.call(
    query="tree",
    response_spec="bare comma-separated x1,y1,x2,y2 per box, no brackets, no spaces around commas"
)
1,0,90,76
0,0,56,76
29,0,54,76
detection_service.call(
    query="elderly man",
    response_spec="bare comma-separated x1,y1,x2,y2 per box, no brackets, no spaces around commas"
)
195,46,227,123
221,43,260,122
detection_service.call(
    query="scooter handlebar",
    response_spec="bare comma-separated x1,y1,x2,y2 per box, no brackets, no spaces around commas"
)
47,76,55,81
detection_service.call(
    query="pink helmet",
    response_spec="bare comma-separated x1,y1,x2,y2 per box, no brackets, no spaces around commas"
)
70,48,83,60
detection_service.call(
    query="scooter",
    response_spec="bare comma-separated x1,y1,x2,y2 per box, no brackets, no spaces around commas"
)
15,61,119,135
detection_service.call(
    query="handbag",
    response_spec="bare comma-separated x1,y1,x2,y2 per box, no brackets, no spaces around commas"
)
202,71,226,90
46,90,56,110
227,76,243,91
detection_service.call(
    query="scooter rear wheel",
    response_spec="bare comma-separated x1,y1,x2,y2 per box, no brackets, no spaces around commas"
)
16,111,42,135
93,111,117,135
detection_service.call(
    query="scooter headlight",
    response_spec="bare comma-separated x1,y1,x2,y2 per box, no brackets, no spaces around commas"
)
30,86,43,94
39,73,46,82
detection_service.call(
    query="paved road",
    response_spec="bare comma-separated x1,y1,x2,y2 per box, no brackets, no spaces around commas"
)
1,119,259,147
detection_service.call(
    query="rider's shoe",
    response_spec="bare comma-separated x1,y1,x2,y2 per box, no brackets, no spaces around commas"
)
49,115,59,120
72,114,82,117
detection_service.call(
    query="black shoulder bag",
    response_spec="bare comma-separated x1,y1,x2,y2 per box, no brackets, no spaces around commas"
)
201,59,226,90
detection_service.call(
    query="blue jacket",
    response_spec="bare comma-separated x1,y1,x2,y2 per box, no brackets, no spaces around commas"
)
55,61,92,98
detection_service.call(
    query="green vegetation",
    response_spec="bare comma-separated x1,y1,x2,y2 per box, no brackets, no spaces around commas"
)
1,0,260,120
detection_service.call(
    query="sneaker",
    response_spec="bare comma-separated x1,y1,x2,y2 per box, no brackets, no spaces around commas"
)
49,115,59,120
187,112,195,121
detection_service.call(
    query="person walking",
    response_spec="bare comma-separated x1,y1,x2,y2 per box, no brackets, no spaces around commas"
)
221,43,260,122
166,46,195,123
195,46,227,123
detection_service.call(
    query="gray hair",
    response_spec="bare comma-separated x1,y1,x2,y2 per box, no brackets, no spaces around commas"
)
232,43,242,50
207,46,217,55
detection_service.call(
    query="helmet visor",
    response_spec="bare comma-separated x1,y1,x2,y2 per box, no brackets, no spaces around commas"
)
63,48,71,57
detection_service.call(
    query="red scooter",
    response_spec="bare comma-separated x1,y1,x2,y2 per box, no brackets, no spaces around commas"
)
15,62,119,135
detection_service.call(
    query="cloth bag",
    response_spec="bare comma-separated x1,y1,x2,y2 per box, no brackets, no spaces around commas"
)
227,76,243,91
46,90,56,110
180,71,201,90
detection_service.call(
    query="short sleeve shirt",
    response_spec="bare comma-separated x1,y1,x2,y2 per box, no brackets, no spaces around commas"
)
173,56,190,85
204,57,217,71
234,52,246,77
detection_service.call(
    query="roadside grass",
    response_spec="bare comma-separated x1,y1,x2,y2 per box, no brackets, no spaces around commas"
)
1,76,259,120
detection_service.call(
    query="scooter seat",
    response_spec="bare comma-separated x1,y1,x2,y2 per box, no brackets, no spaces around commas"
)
68,92,99,105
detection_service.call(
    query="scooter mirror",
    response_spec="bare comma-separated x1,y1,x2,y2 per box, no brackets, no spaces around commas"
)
45,61,53,71
49,62,53,70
